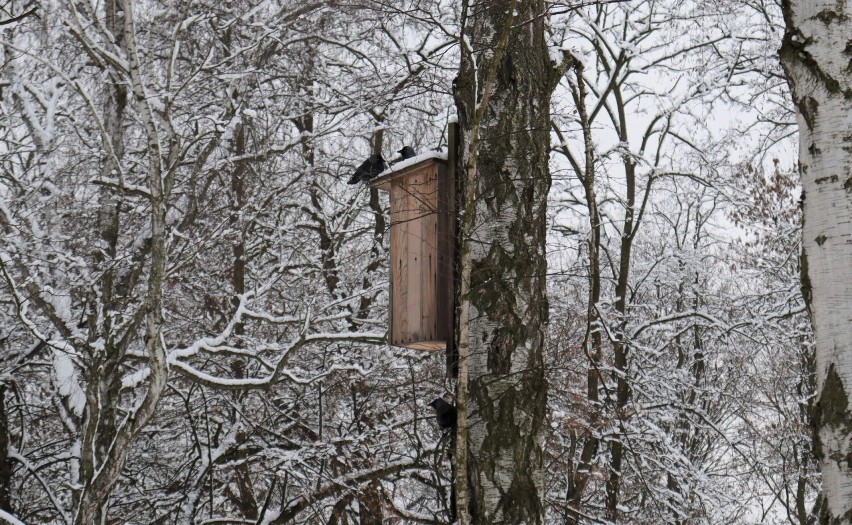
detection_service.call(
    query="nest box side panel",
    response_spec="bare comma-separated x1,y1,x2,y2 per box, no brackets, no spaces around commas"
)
436,163,455,345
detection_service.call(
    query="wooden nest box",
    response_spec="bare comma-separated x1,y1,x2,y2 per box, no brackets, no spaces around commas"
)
369,134,456,351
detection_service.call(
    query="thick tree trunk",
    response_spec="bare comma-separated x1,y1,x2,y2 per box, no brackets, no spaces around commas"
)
780,2,852,523
454,1,559,522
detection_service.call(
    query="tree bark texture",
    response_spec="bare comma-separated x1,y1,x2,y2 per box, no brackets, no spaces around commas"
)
454,1,557,522
76,0,127,520
780,2,852,523
0,387,11,512
74,0,171,521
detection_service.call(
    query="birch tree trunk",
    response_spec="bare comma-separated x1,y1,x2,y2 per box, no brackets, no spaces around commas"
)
74,0,171,520
780,2,852,523
454,1,566,522
75,1,127,520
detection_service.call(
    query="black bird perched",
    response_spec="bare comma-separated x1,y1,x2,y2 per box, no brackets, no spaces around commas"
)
397,146,416,160
429,398,457,429
347,153,387,184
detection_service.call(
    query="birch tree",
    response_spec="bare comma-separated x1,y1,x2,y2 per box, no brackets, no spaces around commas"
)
454,1,570,522
780,1,852,523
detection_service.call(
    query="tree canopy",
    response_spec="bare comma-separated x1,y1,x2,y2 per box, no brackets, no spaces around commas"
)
0,0,843,524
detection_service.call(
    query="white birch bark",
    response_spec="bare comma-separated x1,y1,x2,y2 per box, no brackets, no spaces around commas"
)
454,1,571,522
73,0,170,521
780,1,852,522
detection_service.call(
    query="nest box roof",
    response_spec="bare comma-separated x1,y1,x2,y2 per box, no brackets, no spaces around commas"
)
369,151,448,191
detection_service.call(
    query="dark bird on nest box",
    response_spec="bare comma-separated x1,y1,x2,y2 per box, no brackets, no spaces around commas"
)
429,398,457,429
397,146,416,160
347,153,387,184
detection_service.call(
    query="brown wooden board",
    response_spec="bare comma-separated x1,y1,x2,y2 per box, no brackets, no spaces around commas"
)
377,158,454,351
436,163,454,346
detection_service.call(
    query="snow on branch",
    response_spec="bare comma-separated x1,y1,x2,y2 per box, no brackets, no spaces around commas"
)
0,251,79,352
261,458,427,525
631,309,731,340
8,449,72,525
166,292,385,389
0,510,26,525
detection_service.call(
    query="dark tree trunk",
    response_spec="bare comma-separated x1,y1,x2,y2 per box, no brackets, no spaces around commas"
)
0,386,11,512
555,57,604,525
454,1,563,522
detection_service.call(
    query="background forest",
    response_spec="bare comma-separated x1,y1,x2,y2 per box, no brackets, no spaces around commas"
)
0,0,819,524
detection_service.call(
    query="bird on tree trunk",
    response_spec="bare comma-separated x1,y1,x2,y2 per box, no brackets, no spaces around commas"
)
429,398,457,430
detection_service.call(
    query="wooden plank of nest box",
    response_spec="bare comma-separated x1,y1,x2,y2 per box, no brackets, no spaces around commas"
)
372,151,451,352
368,152,448,191
404,341,446,351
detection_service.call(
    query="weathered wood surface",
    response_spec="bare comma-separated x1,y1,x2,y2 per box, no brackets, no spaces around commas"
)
384,161,453,350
